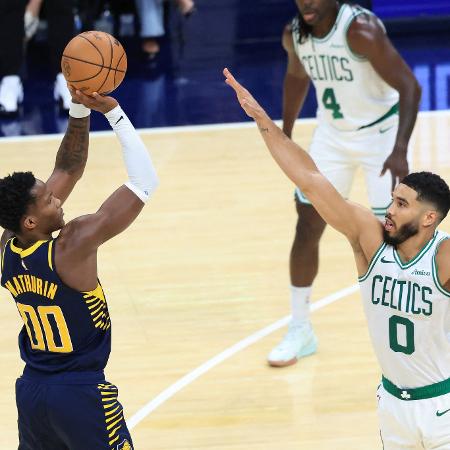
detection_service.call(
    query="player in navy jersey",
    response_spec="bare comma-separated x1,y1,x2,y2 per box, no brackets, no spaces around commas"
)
0,91,158,449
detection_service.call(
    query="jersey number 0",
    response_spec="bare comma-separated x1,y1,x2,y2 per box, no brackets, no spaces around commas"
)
17,303,73,353
389,314,415,355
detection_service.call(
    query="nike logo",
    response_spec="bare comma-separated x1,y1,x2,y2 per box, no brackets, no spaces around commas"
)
381,257,395,264
115,115,124,125
379,125,394,134
436,408,450,417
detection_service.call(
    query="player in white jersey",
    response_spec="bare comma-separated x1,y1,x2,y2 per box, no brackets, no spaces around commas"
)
224,67,450,449
268,0,422,367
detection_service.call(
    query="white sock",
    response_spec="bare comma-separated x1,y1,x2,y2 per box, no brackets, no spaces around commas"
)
290,285,312,326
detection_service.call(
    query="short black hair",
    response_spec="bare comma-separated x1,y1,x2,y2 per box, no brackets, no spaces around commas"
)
401,172,450,221
0,172,37,233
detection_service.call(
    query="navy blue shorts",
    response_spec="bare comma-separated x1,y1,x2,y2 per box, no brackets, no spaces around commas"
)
16,373,133,450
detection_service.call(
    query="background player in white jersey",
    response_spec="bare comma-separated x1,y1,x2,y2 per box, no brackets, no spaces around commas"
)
224,67,450,450
268,0,422,367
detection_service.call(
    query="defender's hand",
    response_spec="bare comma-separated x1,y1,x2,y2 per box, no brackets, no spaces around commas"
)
223,68,266,120
380,144,409,191
70,88,118,115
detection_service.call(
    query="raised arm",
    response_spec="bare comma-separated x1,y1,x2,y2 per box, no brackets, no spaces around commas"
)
55,93,159,290
347,13,421,190
281,23,310,138
63,92,158,247
46,102,91,205
223,68,381,247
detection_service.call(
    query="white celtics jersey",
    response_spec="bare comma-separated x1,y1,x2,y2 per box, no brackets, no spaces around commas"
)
359,231,450,388
292,4,399,131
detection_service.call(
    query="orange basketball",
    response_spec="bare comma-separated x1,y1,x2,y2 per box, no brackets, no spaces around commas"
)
61,31,127,95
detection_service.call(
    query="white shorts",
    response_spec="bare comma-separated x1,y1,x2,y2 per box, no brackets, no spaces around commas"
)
296,118,401,218
377,384,450,449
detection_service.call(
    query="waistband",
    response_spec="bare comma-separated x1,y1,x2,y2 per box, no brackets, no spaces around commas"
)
382,375,450,401
22,367,105,385
358,103,399,130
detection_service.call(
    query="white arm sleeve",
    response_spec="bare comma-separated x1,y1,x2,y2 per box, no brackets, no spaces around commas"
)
104,105,159,203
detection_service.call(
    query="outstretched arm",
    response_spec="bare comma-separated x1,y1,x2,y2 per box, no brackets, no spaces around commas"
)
224,68,379,246
46,100,91,205
61,92,159,250
347,13,421,190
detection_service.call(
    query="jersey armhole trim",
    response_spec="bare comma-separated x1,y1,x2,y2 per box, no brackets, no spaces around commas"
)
358,242,386,282
48,240,54,271
432,237,450,297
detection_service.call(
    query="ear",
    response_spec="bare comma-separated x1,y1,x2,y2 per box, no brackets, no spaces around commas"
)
23,215,37,231
423,210,437,228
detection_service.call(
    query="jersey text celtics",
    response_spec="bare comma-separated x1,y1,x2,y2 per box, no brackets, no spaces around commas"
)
359,231,450,388
292,4,399,131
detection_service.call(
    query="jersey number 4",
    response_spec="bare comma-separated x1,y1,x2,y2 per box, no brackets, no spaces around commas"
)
389,314,415,355
17,303,73,353
322,88,344,119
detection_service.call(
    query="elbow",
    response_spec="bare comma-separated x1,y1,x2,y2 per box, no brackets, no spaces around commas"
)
413,79,422,106
398,77,421,108
73,167,85,182
296,171,320,197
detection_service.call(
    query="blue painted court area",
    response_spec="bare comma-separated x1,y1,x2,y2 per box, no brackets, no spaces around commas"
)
0,0,449,137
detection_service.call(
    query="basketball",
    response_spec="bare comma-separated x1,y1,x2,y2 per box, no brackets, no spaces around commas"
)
61,31,127,95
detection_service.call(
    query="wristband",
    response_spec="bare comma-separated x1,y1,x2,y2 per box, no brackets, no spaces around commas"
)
69,102,91,118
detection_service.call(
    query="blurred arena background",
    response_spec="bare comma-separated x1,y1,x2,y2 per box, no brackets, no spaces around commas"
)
0,0,449,136
0,1,449,449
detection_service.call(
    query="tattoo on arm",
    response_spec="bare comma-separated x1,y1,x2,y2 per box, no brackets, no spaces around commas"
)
259,126,269,133
55,116,90,174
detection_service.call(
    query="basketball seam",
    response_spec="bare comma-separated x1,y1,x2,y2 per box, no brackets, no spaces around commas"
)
61,55,105,82
114,51,127,89
78,33,105,67
61,55,126,74
96,34,114,94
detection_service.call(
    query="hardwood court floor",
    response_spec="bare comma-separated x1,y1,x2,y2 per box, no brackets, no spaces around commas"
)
0,112,449,449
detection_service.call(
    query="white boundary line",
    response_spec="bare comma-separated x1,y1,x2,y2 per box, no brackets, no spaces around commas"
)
1,109,449,143
126,283,359,430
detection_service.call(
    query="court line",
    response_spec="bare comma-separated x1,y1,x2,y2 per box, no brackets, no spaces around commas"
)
1,109,449,143
126,283,359,430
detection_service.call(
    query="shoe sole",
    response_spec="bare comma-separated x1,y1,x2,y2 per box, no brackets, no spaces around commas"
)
267,339,318,368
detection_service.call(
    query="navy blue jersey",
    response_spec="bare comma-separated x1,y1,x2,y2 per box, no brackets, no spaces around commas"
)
1,237,111,374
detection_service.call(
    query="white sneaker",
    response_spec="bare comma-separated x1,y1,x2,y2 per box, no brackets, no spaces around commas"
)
267,322,317,367
0,75,23,116
54,73,71,111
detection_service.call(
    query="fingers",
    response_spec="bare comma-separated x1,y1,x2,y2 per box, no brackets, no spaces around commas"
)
223,67,244,94
223,67,235,86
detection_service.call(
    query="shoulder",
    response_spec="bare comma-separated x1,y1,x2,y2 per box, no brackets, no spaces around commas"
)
435,236,450,286
436,237,450,260
346,9,386,50
57,215,100,251
350,201,384,254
